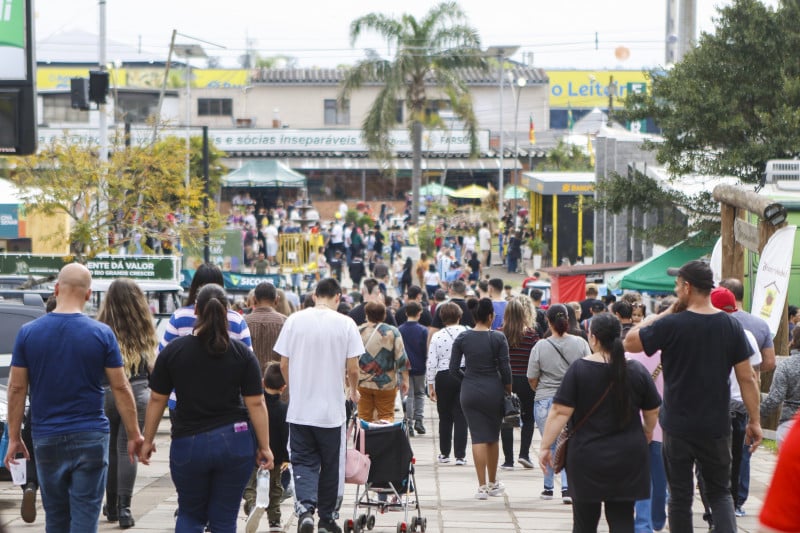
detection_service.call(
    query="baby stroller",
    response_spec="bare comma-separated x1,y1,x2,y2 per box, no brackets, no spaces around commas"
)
344,418,427,533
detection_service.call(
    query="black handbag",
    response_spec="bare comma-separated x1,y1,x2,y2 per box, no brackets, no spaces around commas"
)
502,392,521,428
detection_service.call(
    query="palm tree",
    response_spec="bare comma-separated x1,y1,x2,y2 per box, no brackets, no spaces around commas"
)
341,1,486,224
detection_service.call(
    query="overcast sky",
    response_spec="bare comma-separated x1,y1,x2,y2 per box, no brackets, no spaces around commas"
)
33,0,780,69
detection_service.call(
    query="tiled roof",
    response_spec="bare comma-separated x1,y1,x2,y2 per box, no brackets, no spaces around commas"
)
250,66,548,86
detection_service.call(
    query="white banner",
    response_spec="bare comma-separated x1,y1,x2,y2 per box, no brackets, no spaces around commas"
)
751,225,796,336
36,127,489,155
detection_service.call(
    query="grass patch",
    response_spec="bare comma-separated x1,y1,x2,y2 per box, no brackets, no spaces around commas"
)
761,438,778,454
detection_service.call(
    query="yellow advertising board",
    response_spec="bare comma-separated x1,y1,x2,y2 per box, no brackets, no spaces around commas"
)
547,70,651,108
38,67,127,90
37,67,247,90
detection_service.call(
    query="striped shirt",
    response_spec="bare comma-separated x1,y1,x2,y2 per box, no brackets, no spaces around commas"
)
506,327,540,377
158,305,252,352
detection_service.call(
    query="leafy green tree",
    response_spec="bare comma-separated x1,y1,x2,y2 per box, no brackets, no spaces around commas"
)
341,1,487,224
537,139,593,171
10,135,223,260
617,0,800,183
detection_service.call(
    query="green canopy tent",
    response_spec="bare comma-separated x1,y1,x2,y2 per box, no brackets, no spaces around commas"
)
221,160,307,188
417,183,455,197
504,185,528,200
606,239,715,293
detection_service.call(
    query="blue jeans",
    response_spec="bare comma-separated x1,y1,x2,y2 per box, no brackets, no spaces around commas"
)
634,440,667,532
737,442,753,507
170,423,256,533
34,430,109,533
533,397,568,491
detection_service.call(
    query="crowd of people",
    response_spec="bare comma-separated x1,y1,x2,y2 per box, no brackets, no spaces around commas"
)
6,242,800,533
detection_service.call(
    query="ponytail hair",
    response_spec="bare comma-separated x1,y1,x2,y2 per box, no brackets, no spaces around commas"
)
468,297,495,325
194,284,230,354
589,313,631,427
546,304,570,336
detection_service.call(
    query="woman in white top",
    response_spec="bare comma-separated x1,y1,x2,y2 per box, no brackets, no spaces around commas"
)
424,263,441,299
426,302,469,465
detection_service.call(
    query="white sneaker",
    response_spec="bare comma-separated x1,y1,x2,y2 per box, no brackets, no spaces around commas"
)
454,457,467,466
488,481,505,497
437,454,450,464
245,507,264,533
474,486,489,500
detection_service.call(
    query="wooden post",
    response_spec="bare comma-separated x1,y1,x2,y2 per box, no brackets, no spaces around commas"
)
719,204,744,281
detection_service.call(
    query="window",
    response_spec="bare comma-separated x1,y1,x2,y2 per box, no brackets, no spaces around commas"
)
324,99,350,125
41,94,89,124
116,92,160,124
395,100,404,124
198,98,233,116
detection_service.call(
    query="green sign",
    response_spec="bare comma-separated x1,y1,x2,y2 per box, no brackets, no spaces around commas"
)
182,229,244,272
625,82,647,134
0,0,26,79
0,254,179,281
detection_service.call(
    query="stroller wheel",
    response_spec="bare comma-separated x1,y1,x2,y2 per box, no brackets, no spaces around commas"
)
344,518,354,533
410,517,418,530
396,521,408,533
358,513,369,530
366,515,376,530
419,517,427,532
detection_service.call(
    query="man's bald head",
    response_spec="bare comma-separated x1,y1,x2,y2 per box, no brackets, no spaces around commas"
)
58,263,92,291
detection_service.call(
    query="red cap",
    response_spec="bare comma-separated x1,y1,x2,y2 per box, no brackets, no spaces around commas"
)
710,286,737,313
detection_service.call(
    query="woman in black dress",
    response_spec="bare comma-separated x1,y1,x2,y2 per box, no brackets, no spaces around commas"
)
450,298,512,500
539,313,660,532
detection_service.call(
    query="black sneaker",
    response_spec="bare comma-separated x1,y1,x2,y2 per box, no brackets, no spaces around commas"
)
297,512,314,533
562,490,572,504
540,489,554,500
318,517,342,533
414,421,426,435
21,483,37,523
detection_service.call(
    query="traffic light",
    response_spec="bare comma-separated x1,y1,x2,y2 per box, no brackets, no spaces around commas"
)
70,78,90,111
89,70,109,104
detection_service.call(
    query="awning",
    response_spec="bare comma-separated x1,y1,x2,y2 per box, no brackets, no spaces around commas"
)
222,160,307,188
417,183,455,197
607,239,715,292
451,184,490,199
504,185,528,200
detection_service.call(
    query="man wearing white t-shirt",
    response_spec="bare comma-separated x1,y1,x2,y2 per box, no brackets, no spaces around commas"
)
276,278,363,533
478,223,491,267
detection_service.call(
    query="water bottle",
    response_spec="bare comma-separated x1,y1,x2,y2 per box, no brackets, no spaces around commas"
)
256,467,270,508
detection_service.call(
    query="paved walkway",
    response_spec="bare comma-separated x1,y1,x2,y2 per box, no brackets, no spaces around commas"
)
0,399,777,532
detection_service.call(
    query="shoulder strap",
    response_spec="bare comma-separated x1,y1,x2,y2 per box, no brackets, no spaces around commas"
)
568,383,613,437
651,363,663,381
547,338,570,367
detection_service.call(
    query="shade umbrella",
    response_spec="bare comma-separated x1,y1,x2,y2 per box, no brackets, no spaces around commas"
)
504,185,529,200
418,183,455,197
450,184,490,199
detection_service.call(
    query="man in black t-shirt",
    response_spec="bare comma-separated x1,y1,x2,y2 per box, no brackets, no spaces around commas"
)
624,260,763,533
395,285,432,327
427,280,475,346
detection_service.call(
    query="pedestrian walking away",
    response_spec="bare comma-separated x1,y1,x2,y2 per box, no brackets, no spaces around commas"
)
4,263,144,533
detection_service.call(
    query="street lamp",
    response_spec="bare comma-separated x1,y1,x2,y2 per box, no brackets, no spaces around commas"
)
174,43,207,190
486,45,519,221
510,75,527,229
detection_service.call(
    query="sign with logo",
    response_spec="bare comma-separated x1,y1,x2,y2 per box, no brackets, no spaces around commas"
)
546,70,651,108
751,225,797,336
37,127,490,155
0,204,18,237
0,254,180,281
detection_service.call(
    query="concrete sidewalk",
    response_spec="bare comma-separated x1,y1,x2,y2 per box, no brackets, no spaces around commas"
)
0,399,777,532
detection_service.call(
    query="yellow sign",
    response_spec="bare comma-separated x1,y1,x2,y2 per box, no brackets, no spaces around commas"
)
561,183,595,193
547,70,651,108
36,67,247,90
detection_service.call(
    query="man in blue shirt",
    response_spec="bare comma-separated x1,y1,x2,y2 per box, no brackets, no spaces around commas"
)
398,302,429,435
4,263,144,532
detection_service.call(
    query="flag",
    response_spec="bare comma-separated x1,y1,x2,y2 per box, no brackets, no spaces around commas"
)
529,114,536,144
587,135,595,167
567,103,574,132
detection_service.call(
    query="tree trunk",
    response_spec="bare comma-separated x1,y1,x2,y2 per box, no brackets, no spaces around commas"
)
411,120,423,225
